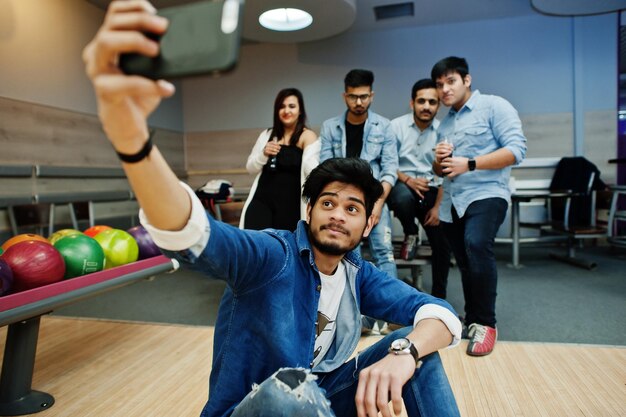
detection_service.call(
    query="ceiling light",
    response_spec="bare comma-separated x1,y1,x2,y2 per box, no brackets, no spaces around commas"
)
259,8,313,31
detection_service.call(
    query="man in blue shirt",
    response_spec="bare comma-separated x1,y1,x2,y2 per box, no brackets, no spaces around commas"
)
432,57,527,356
387,79,452,299
83,6,461,417
319,69,399,280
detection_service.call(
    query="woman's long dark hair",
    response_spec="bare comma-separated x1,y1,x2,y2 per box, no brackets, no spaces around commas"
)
269,88,308,146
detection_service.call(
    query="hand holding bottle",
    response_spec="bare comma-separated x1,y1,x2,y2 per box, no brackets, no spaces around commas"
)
435,137,454,164
266,138,280,170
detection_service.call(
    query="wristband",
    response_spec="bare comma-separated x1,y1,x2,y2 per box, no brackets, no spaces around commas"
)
403,177,410,184
115,131,154,163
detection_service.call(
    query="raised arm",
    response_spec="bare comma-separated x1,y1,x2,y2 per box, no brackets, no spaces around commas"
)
83,0,190,231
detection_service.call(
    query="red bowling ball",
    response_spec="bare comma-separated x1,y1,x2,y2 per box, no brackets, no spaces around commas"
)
84,225,113,238
127,225,161,259
2,240,66,292
0,258,13,296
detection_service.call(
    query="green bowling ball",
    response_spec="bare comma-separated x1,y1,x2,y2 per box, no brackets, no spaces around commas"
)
54,234,105,278
94,229,139,269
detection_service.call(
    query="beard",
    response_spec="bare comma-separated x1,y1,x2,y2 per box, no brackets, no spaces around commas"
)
307,223,362,256
414,109,434,124
349,102,370,117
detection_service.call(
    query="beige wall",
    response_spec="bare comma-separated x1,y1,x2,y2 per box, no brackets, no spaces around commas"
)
0,0,183,131
0,0,100,115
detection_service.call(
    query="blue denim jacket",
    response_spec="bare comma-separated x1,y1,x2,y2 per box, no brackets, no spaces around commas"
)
165,216,456,417
319,110,398,186
436,90,527,222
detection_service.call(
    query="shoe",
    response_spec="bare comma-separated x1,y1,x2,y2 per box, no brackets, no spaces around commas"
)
379,322,403,335
361,319,380,336
461,325,469,340
466,323,497,356
400,235,418,260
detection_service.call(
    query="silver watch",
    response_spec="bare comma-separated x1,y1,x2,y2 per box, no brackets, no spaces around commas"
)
388,337,419,365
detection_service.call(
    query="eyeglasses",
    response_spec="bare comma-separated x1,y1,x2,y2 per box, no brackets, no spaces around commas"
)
345,93,372,103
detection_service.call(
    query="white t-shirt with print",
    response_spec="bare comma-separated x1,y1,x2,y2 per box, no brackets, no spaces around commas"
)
312,262,347,367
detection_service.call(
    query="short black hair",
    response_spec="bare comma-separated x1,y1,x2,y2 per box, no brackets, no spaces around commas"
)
344,69,374,90
431,56,469,81
302,158,383,219
411,78,437,100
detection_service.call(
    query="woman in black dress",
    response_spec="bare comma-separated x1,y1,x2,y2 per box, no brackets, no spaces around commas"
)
240,88,320,231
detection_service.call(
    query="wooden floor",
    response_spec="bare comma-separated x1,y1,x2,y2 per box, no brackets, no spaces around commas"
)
1,317,624,417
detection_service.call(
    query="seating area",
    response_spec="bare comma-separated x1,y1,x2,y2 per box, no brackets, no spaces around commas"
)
496,156,624,270
0,164,137,239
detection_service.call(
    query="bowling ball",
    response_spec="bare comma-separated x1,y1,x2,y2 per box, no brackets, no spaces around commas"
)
0,259,13,296
94,229,139,268
54,234,105,279
1,233,50,252
127,225,161,259
2,241,65,292
84,225,112,238
49,229,83,245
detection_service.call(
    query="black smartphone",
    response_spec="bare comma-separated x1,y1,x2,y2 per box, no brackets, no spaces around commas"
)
120,0,243,79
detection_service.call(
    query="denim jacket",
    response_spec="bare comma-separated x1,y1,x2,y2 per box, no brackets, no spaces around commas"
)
319,110,398,186
154,209,458,417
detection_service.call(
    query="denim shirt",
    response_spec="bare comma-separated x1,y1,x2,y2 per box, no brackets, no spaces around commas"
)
157,213,458,417
436,90,527,222
319,110,398,186
391,113,441,186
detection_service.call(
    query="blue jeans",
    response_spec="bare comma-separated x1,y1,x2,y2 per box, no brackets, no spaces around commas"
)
231,327,460,417
367,203,397,278
441,198,508,327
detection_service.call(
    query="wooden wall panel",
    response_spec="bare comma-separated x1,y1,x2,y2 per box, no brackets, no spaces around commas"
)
584,110,617,184
0,96,185,234
185,127,321,191
183,111,616,189
521,112,574,160
0,96,185,173
186,128,266,191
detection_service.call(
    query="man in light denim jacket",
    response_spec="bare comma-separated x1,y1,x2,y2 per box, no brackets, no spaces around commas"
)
432,56,527,357
83,5,461,417
319,69,399,281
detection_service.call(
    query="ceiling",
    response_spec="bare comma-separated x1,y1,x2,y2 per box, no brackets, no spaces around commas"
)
86,0,623,43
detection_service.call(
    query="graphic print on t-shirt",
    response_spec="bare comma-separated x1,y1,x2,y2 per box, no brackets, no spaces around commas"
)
312,262,346,367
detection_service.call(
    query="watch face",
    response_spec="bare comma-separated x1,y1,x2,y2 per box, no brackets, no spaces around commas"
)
391,338,410,350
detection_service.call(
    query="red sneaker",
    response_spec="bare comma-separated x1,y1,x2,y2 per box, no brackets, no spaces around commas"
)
400,234,418,260
466,323,497,356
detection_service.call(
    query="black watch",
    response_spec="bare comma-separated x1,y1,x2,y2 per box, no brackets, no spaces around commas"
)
388,337,420,365
468,158,476,171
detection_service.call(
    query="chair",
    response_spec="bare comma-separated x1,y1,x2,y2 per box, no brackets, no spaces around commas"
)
7,203,55,237
68,201,94,230
522,156,607,269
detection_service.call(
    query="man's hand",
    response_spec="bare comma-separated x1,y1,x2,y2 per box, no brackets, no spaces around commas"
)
434,142,454,164
423,206,440,226
355,354,415,417
370,199,384,226
82,0,175,152
404,177,429,199
440,156,469,178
